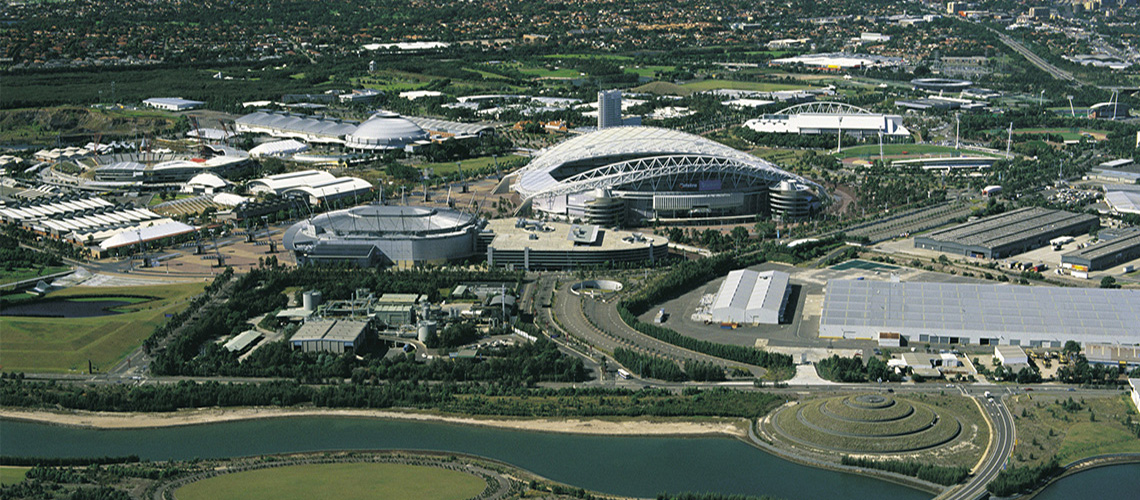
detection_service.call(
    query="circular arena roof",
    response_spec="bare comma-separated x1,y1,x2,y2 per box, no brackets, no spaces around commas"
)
344,112,429,150
284,205,480,249
514,126,821,199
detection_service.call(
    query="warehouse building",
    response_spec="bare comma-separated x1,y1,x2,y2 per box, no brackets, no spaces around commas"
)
1105,191,1140,216
994,345,1028,365
1086,344,1140,370
707,269,791,324
819,279,1140,347
484,218,668,270
290,319,369,354
1060,227,1140,272
915,207,1099,259
143,97,205,111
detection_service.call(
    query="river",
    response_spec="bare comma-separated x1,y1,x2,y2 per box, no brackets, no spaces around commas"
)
1032,463,1140,499
0,417,930,499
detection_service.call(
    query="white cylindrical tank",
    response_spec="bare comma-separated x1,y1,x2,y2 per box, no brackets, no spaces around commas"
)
302,290,322,311
417,320,437,342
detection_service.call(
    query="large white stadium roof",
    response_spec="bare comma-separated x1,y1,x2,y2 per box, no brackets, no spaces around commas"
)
514,126,819,198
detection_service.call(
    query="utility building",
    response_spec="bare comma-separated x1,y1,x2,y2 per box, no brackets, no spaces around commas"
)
708,269,791,324
290,319,369,354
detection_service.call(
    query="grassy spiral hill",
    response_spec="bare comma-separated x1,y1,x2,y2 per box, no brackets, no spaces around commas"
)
768,393,987,466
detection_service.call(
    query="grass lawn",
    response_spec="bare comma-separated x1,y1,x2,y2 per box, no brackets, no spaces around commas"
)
542,53,634,61
415,154,524,176
680,80,813,92
1007,128,1109,141
0,265,71,285
1006,393,1140,467
176,463,485,500
0,467,30,486
627,65,675,77
0,282,206,373
834,144,1001,160
516,66,582,78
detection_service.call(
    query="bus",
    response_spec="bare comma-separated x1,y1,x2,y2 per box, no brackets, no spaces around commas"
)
617,369,631,380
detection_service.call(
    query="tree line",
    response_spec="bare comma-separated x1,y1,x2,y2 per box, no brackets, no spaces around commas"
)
0,378,782,419
840,456,969,486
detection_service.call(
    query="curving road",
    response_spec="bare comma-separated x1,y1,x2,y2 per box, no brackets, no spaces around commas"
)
936,394,1016,500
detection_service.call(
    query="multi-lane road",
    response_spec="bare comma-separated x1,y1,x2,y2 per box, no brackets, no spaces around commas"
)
937,394,1017,500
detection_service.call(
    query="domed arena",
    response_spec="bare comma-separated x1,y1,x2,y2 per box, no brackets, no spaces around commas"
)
283,205,485,268
512,126,824,225
344,111,429,150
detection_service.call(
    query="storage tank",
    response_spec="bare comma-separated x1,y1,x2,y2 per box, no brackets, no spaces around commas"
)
302,290,322,312
417,320,437,342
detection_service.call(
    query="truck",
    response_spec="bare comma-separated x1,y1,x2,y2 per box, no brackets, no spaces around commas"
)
984,391,993,399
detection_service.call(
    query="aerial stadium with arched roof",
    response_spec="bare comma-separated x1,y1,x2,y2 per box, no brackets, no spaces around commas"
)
512,126,825,225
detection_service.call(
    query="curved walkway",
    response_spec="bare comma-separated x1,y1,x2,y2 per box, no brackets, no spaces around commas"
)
150,452,513,500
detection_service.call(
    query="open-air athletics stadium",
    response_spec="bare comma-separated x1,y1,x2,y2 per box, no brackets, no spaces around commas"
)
511,126,825,226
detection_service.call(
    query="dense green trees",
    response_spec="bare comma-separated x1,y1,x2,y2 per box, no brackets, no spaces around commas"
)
614,348,687,382
815,355,868,382
0,377,782,419
840,456,969,486
985,460,1062,497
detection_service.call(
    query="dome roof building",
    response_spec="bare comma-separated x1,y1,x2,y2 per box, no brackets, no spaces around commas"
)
344,111,429,150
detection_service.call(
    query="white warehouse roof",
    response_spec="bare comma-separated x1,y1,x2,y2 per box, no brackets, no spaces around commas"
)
249,139,310,158
709,269,791,324
820,279,1140,346
98,220,197,250
248,170,337,194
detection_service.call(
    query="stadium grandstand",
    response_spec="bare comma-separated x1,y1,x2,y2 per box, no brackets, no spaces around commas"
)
743,102,911,138
283,205,485,268
511,126,824,226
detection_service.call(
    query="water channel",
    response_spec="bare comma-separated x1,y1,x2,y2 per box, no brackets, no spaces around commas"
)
1031,463,1140,499
0,298,139,318
0,417,931,499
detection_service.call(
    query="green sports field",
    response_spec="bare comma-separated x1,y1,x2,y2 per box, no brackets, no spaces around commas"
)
0,282,205,373
0,467,30,486
834,144,1001,160
680,79,812,92
176,463,486,500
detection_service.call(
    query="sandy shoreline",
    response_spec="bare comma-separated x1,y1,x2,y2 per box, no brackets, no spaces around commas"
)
0,407,749,438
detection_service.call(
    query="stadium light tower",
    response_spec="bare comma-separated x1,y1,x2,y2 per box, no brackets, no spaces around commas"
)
955,113,960,150
1067,95,1075,117
836,116,843,154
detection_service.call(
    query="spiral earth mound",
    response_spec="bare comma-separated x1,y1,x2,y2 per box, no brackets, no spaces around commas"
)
771,394,964,453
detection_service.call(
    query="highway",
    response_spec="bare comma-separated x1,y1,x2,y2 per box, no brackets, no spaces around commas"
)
936,393,1017,500
992,29,1080,85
